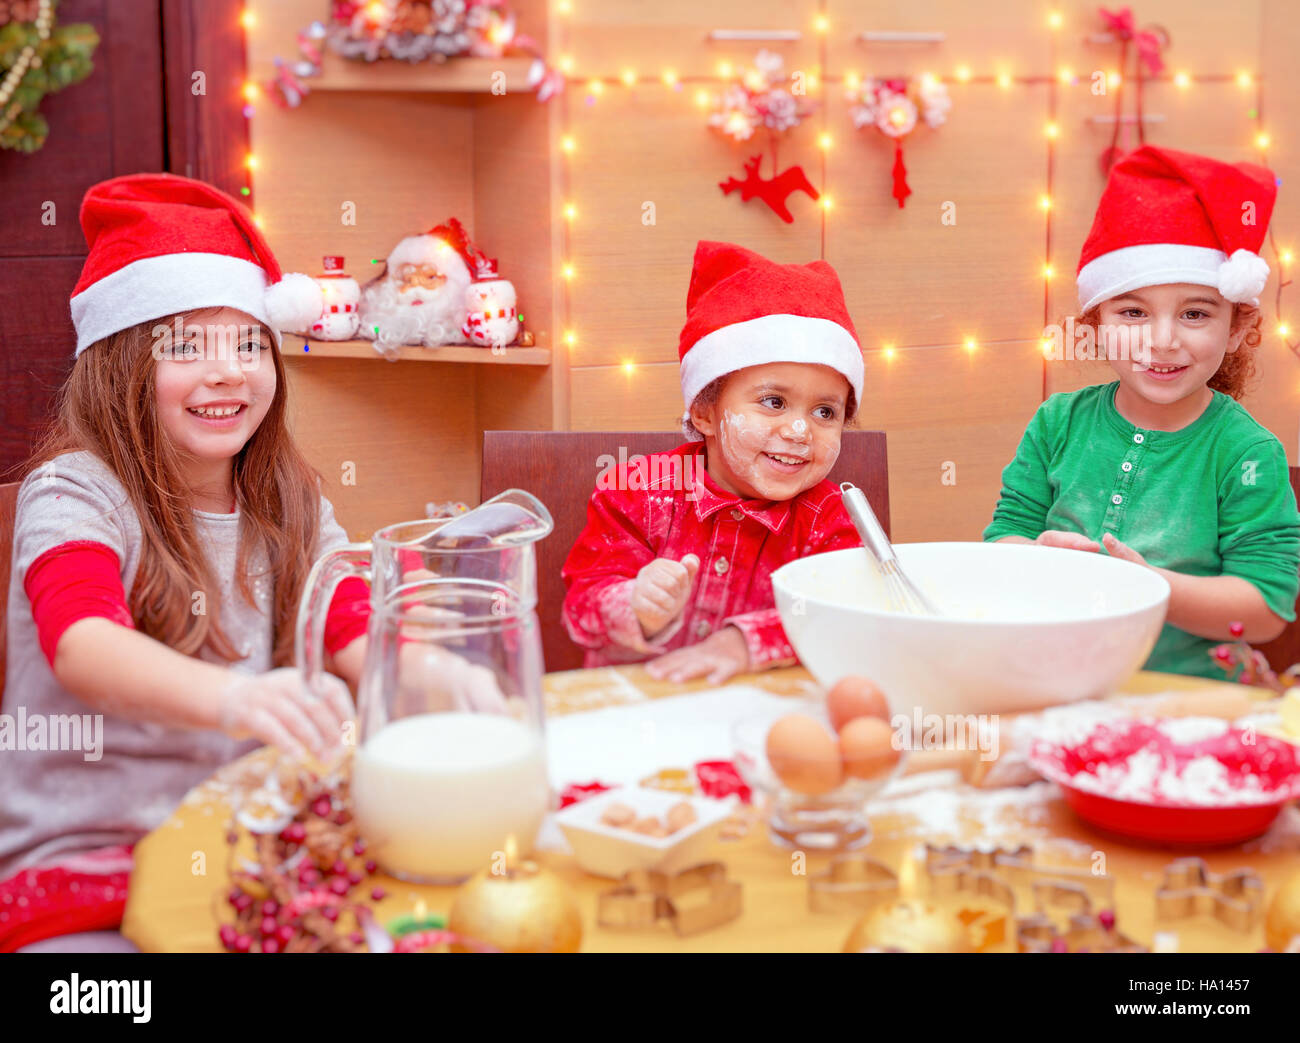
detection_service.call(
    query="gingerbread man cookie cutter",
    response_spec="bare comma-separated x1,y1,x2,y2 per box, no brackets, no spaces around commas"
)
1154,858,1264,932
597,862,743,936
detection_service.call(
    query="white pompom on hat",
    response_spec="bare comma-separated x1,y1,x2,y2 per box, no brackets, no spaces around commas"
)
1076,146,1277,313
70,172,322,355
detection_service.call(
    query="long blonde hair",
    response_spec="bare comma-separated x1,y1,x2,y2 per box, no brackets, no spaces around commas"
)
25,311,324,666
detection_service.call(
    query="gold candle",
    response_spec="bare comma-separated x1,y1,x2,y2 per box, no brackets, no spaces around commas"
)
447,837,582,953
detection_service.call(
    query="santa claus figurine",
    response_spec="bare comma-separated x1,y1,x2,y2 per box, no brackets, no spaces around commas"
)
358,218,475,356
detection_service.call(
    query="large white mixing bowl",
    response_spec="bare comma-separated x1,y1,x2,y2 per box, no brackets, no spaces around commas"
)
772,542,1171,717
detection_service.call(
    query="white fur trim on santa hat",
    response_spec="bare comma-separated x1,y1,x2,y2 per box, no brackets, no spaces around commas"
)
1217,249,1271,304
71,252,274,356
265,272,324,333
385,233,471,278
1077,242,1269,312
679,313,864,434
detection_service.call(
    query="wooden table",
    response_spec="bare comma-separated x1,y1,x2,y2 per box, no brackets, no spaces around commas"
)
120,667,1296,953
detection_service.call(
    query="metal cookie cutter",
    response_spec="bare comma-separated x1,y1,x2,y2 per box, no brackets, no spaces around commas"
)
1154,858,1264,932
807,854,900,913
1017,880,1147,953
597,862,742,936
924,842,1117,908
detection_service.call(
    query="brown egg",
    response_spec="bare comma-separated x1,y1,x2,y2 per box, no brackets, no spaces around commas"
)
765,714,844,795
826,676,891,732
839,716,902,779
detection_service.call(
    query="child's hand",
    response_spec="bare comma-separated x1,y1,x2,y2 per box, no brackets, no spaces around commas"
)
633,554,701,638
1101,531,1149,566
396,642,510,714
218,667,354,762
1035,530,1101,552
644,625,751,685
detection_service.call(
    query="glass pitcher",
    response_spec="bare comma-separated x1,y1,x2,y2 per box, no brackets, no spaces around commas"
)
296,489,553,702
346,577,549,884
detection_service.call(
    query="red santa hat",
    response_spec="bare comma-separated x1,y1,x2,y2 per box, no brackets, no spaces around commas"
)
678,241,863,438
382,217,477,279
70,172,322,356
1077,146,1277,313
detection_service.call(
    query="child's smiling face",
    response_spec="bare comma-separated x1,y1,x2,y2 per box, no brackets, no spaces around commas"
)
154,307,276,466
689,361,849,501
1098,283,1245,424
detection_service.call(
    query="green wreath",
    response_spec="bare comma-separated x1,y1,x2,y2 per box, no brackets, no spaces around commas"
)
0,0,98,153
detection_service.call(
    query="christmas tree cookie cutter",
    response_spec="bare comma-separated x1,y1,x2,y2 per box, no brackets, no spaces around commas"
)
1154,858,1264,932
597,862,742,936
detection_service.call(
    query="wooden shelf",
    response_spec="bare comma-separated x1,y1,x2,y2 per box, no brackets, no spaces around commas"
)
306,53,536,94
283,335,551,365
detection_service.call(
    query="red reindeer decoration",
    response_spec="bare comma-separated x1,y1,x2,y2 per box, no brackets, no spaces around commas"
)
719,155,820,224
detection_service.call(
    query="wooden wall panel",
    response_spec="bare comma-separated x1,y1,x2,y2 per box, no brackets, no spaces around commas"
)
565,0,818,80
563,88,823,369
569,362,684,431
825,85,1048,350
825,0,1047,79
1251,0,1300,460
859,340,1043,541
282,358,480,541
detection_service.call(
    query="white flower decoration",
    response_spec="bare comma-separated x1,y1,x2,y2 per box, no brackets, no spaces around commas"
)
762,89,799,132
875,91,918,138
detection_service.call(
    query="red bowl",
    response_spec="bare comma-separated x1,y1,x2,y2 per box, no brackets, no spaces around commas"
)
1029,719,1300,847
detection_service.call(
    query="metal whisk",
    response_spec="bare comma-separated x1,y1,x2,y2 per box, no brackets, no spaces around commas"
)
840,481,940,616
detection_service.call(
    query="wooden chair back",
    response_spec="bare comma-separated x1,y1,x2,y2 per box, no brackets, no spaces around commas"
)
0,480,19,710
481,431,890,672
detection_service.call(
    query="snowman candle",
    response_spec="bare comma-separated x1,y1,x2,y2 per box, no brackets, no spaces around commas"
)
462,257,519,350
310,256,361,341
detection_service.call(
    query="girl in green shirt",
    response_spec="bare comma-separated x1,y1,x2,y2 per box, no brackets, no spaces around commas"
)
985,146,1300,679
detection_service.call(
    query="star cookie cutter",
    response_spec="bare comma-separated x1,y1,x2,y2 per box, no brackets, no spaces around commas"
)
597,862,742,936
807,854,900,913
1154,858,1264,932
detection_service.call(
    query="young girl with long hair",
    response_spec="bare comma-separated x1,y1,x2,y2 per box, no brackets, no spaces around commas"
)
0,174,370,951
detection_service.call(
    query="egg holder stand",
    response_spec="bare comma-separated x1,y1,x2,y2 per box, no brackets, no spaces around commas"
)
809,843,1150,953
595,862,743,936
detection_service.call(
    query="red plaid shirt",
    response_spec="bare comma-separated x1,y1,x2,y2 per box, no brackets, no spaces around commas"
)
561,442,862,669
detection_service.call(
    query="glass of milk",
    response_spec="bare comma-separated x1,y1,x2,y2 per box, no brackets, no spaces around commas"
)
349,578,549,885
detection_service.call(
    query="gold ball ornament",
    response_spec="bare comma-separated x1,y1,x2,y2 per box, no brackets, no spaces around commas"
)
843,898,974,953
1265,870,1300,952
447,863,583,953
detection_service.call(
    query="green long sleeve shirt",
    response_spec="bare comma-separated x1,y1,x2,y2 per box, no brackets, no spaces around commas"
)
983,381,1300,679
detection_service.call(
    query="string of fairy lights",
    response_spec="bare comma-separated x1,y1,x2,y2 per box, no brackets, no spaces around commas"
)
235,4,1292,376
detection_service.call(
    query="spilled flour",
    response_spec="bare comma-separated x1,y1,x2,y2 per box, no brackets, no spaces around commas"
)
868,769,1059,843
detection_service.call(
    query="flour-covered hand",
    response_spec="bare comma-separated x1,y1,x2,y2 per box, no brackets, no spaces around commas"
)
632,554,701,639
644,625,751,685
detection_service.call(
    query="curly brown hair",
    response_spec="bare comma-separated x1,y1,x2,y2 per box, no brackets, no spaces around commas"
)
1070,302,1262,400
682,372,860,440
